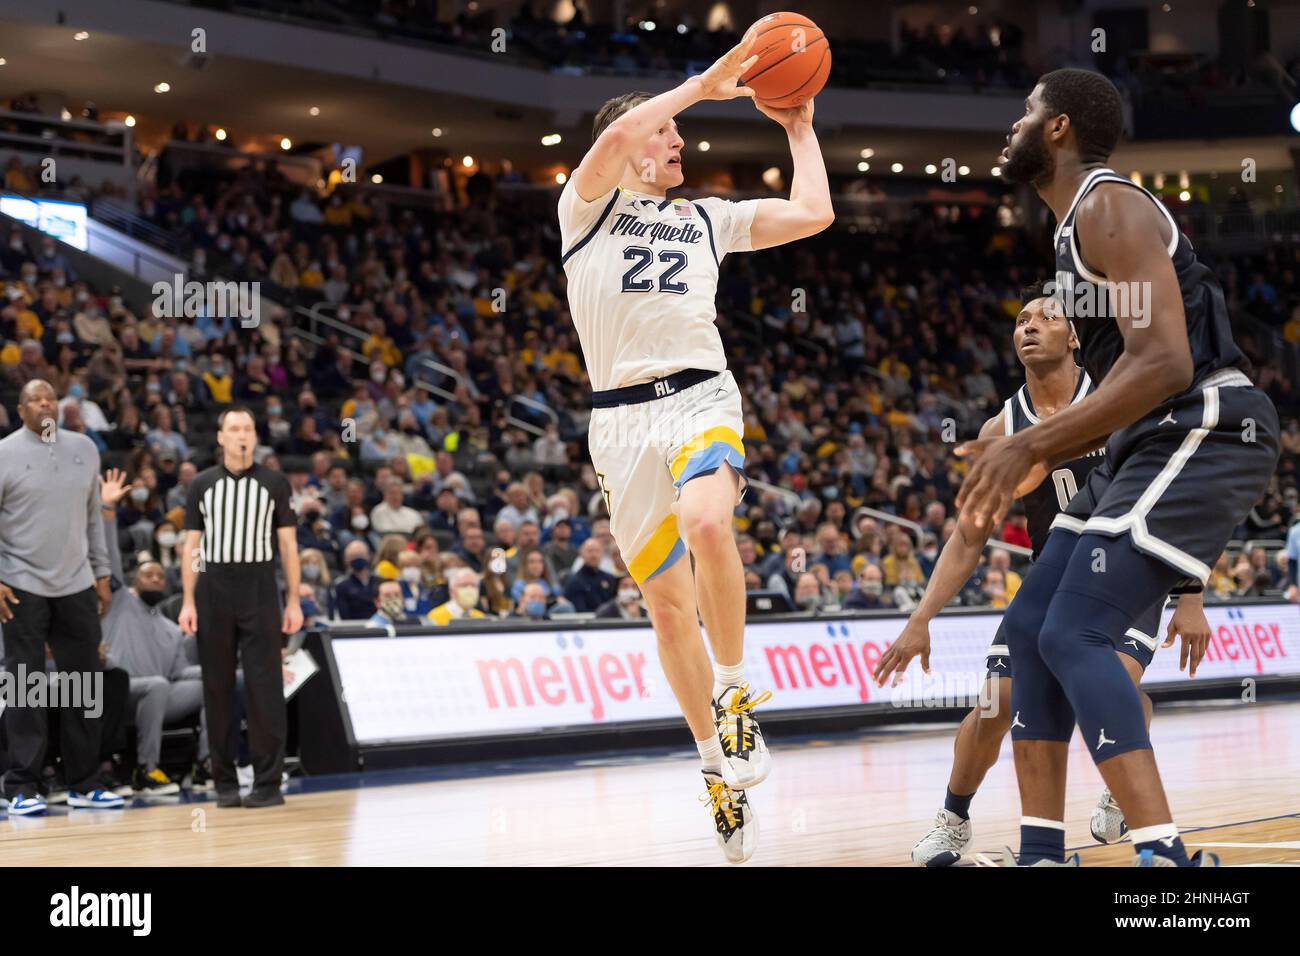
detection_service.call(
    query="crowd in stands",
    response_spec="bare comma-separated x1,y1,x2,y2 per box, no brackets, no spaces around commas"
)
156,0,1033,93
3,137,1299,628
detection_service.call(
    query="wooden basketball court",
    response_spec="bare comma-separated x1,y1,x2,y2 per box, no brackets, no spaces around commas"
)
3,699,1296,866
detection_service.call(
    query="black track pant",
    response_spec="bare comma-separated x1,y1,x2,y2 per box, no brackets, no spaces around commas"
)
1,586,104,797
195,565,284,795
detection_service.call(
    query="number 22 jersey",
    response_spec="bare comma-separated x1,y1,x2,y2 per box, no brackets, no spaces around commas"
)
558,180,760,392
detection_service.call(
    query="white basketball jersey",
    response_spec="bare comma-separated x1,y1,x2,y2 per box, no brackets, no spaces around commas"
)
558,179,759,392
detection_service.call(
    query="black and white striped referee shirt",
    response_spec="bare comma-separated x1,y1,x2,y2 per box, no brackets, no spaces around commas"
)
184,463,295,565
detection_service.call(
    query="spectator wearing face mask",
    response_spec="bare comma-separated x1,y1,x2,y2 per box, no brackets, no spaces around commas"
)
152,520,182,590
368,580,415,628
117,472,164,547
335,539,377,620
595,577,646,620
427,567,487,625
396,550,434,616
331,479,375,550
296,496,339,560
59,380,111,433
298,548,335,618
843,563,891,610
513,581,553,620
201,355,233,406
264,397,293,447
297,582,325,628
793,572,825,612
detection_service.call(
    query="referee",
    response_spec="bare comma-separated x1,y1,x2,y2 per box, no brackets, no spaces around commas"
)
179,406,301,808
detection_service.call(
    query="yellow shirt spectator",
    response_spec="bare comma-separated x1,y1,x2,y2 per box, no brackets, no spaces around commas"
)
543,348,581,379
203,370,233,404
362,335,400,367
427,601,487,626
881,552,923,586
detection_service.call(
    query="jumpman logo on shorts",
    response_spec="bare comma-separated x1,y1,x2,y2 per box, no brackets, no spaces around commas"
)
1097,728,1116,750
1011,711,1025,730
1125,639,1141,651
1158,410,1176,425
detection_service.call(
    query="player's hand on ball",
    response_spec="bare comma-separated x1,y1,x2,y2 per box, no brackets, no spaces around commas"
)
178,602,198,636
696,29,759,101
955,434,1045,531
754,96,814,128
282,600,304,635
874,617,932,687
1165,597,1211,677
100,467,129,507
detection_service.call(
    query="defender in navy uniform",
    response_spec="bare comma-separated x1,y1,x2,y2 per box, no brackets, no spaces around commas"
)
876,289,1209,865
956,69,1279,867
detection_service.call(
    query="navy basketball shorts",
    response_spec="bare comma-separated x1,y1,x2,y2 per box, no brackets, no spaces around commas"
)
985,595,1165,679
1048,371,1279,582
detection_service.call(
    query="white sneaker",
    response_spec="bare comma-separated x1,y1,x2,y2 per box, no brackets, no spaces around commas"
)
1090,788,1128,844
5,793,48,816
67,789,125,809
713,684,772,789
912,809,972,866
700,770,758,864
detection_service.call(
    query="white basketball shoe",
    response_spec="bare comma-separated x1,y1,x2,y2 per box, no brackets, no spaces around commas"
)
1090,788,1129,844
912,809,973,866
701,770,758,864
713,684,772,789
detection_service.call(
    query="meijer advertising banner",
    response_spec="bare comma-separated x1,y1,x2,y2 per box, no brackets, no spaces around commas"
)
330,603,1299,743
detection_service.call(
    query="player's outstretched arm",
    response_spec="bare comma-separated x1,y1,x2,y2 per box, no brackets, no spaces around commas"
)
749,99,834,249
956,186,1192,530
570,31,758,203
874,414,1003,686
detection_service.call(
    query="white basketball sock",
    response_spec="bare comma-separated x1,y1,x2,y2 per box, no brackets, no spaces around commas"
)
696,736,723,773
712,661,745,701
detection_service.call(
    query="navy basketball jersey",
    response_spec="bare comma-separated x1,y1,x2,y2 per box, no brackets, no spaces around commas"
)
1052,168,1248,394
1002,369,1103,556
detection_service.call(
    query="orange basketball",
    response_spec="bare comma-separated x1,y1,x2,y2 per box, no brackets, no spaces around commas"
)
740,12,831,110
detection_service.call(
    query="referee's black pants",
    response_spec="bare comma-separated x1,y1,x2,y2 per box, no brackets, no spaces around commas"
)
196,564,285,795
1,586,104,798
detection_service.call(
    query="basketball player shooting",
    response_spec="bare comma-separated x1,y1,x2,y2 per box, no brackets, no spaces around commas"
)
556,27,833,863
955,69,1279,866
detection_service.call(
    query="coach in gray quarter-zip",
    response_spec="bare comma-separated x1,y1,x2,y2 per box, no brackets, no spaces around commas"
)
0,379,116,811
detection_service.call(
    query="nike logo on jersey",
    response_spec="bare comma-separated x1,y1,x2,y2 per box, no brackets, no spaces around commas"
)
1097,728,1116,749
